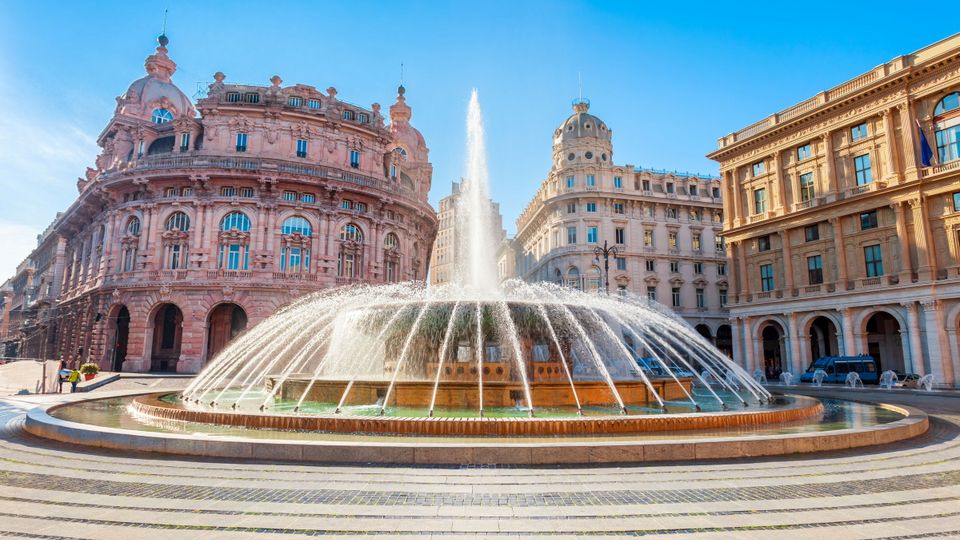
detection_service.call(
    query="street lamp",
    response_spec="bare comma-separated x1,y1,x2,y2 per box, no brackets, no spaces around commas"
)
593,240,619,295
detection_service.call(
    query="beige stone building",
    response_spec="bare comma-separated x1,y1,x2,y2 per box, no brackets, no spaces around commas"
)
708,34,960,387
429,181,505,286
514,100,730,351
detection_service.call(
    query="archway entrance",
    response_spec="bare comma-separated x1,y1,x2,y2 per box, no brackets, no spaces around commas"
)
865,312,904,374
206,303,248,361
695,324,712,344
111,306,130,372
151,303,183,372
808,316,839,366
760,322,785,379
715,325,732,358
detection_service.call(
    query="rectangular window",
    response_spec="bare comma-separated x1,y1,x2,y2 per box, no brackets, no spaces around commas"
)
357,113,369,123
236,132,247,152
692,233,701,251
668,231,678,248
296,139,308,158
613,202,625,214
799,172,815,202
341,199,353,210
586,202,597,212
288,96,303,107
715,235,725,252
854,154,872,185
644,206,654,218
587,175,596,187
283,191,297,201
672,287,681,307
220,186,236,197
642,179,651,191
807,255,823,285
720,289,728,307
566,176,575,189
851,123,868,141
164,187,178,197
712,186,721,198
225,92,241,103
758,235,771,252
718,263,727,276
752,161,765,176
670,261,679,273
860,210,878,230
696,288,705,308
953,192,960,212
666,182,675,194
587,226,598,243
615,227,625,244
937,125,960,163
567,226,577,245
644,230,653,247
181,187,193,196
355,202,367,213
804,224,820,242
864,245,884,277
613,176,622,189
349,150,361,168
689,184,698,196
308,99,321,109
180,133,190,152
645,259,655,271
647,286,657,301
754,188,767,214
615,257,626,270
760,264,775,291
300,193,316,203
694,262,703,274
797,144,812,160
243,92,260,103
342,110,355,121
566,202,577,213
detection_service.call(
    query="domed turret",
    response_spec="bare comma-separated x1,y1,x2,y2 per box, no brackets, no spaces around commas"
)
552,99,613,170
116,34,196,122
555,99,611,143
389,85,427,160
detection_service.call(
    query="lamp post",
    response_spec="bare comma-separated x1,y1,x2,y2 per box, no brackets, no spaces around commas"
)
593,240,619,295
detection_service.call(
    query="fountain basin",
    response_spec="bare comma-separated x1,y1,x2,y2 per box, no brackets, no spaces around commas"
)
133,391,823,436
268,376,693,410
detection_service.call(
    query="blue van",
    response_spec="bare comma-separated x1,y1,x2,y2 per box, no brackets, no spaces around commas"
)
799,355,879,384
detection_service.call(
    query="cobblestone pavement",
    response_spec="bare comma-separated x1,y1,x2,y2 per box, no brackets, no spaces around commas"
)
0,389,956,539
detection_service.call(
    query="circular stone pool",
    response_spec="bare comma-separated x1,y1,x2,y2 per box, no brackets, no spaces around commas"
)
22,390,928,464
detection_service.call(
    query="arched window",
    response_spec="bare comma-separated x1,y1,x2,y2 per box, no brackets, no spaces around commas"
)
339,223,364,243
566,267,582,290
126,217,141,236
384,233,399,249
151,108,174,124
281,216,312,236
221,212,251,232
587,265,602,292
165,212,190,232
555,268,562,284
934,92,960,163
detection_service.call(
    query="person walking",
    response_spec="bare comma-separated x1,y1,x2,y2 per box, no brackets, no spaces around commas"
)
67,369,81,393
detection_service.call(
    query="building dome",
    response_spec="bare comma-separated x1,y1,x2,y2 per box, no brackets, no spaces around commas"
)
555,99,610,143
117,35,196,122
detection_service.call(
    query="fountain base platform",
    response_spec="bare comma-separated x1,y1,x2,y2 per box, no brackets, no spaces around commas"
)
131,392,824,437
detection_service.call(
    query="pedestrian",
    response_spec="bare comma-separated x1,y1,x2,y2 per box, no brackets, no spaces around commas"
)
67,369,81,393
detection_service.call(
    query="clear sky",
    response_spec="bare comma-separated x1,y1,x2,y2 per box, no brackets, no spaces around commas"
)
0,0,956,280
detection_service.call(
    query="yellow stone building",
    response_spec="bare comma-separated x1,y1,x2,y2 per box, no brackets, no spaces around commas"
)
708,34,960,387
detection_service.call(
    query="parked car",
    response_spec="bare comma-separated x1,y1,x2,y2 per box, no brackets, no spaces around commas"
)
800,355,879,384
898,373,922,388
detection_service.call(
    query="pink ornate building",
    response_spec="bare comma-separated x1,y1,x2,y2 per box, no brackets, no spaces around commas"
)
0,34,437,373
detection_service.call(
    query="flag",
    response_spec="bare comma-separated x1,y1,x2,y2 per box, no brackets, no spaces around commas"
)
917,119,935,167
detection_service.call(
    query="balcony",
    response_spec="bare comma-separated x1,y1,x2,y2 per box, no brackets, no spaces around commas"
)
272,272,319,282
847,181,885,198
152,270,188,281
206,270,252,280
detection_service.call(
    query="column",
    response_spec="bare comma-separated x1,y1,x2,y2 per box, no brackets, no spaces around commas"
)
881,108,901,183
101,211,118,275
892,202,913,282
822,132,838,198
192,203,205,251
742,317,757,373
787,312,802,376
830,217,848,289
904,302,926,376
731,317,744,369
772,152,787,213
730,170,743,226
898,101,919,178
909,198,936,281
922,299,950,385
780,229,795,294
736,241,751,301
840,307,856,356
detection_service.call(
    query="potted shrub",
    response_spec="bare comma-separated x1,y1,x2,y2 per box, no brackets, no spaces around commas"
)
79,362,100,381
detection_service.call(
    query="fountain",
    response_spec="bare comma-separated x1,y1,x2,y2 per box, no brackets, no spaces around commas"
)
845,372,864,388
21,90,931,463
880,370,899,389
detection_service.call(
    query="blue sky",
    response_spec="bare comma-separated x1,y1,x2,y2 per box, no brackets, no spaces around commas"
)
0,1,956,279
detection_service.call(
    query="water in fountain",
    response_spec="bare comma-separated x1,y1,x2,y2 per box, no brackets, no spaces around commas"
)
180,90,770,418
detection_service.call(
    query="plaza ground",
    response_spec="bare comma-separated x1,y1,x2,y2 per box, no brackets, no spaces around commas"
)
0,382,957,538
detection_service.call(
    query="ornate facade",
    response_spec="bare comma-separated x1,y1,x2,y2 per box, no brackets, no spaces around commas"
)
708,34,960,387
429,181,506,286
0,34,437,372
512,100,730,350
